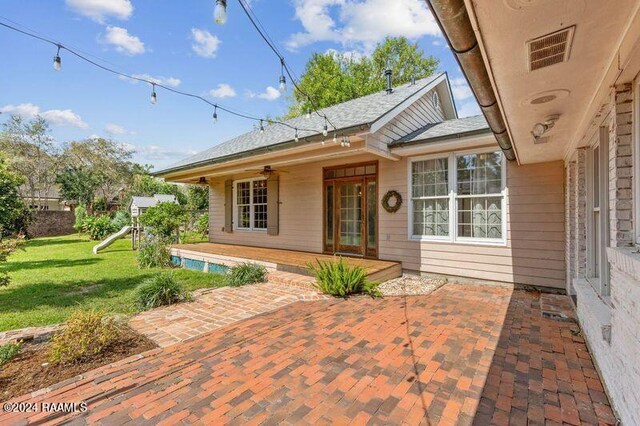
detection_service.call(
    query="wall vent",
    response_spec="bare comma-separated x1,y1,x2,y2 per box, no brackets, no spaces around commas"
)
527,26,575,71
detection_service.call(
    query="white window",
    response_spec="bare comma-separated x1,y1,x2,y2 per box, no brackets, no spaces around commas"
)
234,178,267,231
409,149,506,244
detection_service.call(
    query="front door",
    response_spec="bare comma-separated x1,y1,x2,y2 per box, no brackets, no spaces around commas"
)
323,162,377,257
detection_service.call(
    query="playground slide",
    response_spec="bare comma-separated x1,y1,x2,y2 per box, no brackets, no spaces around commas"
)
93,226,132,254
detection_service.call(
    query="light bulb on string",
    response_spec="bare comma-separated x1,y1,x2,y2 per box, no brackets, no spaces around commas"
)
294,128,299,142
150,84,157,105
53,45,61,71
279,59,286,93
214,0,227,24
306,108,311,120
322,118,328,137
333,133,338,144
259,119,264,133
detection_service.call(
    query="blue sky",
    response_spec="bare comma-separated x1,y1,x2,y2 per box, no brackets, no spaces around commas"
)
0,0,479,169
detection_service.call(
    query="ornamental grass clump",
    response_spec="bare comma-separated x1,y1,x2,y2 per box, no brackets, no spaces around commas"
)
308,257,381,298
0,342,21,366
135,272,190,311
49,309,121,365
224,262,267,287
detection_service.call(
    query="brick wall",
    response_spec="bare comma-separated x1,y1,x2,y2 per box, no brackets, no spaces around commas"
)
609,83,634,247
27,210,75,238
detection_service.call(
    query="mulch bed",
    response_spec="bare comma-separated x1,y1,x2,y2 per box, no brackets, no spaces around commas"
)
0,326,156,402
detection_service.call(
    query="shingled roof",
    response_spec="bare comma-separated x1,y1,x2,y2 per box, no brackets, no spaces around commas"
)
390,115,490,146
156,74,444,174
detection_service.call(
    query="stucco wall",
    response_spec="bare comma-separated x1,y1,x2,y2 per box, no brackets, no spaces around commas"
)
208,150,565,289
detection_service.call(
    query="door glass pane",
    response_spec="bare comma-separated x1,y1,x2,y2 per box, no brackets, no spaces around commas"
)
340,183,362,246
367,182,376,247
326,185,334,245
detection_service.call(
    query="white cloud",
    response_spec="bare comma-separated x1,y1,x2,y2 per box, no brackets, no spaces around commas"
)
247,86,281,101
286,0,441,51
450,77,473,102
1,103,89,129
191,28,221,58
122,74,181,87
125,143,198,162
457,101,481,118
101,26,145,55
104,122,134,135
209,83,236,98
66,0,133,23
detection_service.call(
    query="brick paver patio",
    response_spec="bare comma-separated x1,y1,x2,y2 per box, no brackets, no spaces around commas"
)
129,278,325,347
1,284,616,425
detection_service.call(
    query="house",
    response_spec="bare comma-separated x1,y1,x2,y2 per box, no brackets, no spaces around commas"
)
19,185,70,211
422,1,640,424
156,72,564,289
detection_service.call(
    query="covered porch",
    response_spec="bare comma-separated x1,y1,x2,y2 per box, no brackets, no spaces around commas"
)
171,242,403,283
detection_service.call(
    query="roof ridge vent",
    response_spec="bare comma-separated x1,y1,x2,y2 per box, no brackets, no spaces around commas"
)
527,26,575,71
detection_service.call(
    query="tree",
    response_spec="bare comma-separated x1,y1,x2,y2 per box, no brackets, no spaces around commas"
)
0,115,60,207
139,202,186,239
0,154,27,236
122,174,187,208
56,165,101,208
287,37,439,117
186,185,209,211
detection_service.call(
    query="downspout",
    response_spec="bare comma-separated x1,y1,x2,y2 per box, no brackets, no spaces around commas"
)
427,0,516,161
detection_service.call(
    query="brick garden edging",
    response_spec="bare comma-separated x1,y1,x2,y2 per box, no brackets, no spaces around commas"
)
0,324,62,346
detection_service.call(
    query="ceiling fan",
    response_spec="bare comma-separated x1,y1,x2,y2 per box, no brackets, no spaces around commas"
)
244,165,288,176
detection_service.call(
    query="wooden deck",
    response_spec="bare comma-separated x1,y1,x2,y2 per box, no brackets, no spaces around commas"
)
171,243,402,282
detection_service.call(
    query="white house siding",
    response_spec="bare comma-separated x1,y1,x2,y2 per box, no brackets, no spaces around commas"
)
375,92,446,144
208,150,566,289
565,82,640,425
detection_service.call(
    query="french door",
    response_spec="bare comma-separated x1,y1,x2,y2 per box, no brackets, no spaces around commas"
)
323,162,377,257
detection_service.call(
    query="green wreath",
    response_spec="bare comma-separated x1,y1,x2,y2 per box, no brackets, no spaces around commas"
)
382,190,403,213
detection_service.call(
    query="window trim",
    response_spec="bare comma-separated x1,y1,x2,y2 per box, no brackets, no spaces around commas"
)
407,147,507,246
233,177,267,232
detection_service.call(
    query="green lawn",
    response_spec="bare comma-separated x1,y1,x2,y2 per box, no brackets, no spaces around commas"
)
0,234,225,332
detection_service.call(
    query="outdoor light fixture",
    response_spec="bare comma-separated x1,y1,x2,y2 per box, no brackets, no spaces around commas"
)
212,106,218,123
214,0,227,24
150,84,157,105
53,45,61,71
531,114,560,139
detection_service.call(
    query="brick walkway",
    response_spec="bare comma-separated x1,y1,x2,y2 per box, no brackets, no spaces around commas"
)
130,279,325,347
1,284,616,425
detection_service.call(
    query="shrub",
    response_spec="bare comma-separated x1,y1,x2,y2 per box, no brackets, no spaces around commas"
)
139,202,186,239
195,213,209,236
73,205,87,233
111,210,130,230
93,197,108,212
308,257,381,298
135,272,190,311
137,235,172,268
82,215,116,240
0,342,20,366
49,309,121,364
224,262,267,287
0,236,24,287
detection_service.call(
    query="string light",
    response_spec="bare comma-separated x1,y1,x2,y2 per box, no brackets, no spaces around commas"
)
294,128,299,142
150,83,157,105
306,108,312,120
214,0,227,24
0,20,326,139
278,59,286,93
53,44,61,71
333,133,337,144
322,118,328,137
259,119,264,133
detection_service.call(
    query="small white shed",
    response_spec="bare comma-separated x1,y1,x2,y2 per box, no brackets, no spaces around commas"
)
129,194,178,218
